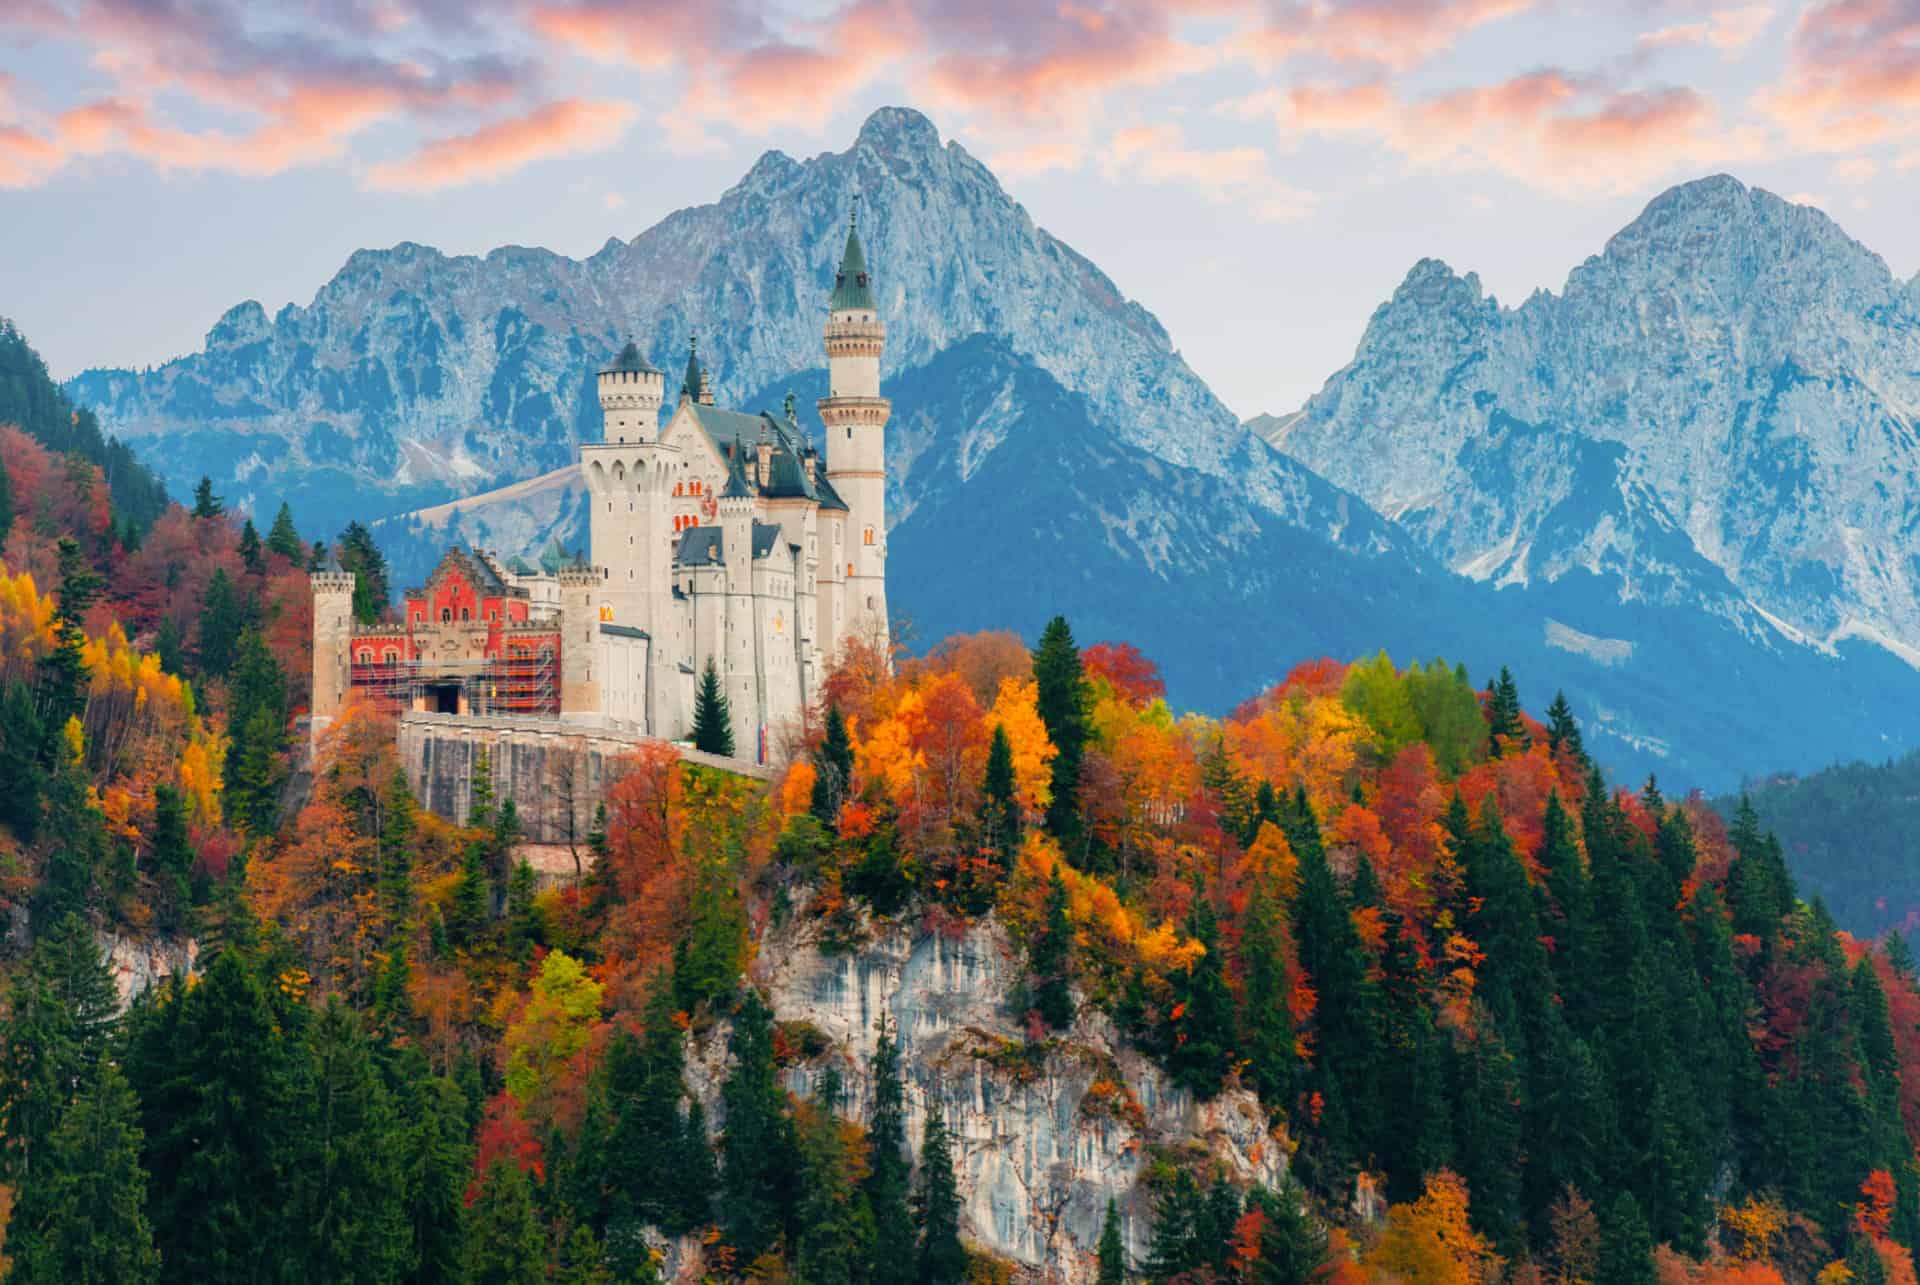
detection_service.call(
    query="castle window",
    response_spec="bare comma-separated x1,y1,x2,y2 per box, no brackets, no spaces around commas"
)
863,527,875,546
461,608,471,622
441,609,451,623
357,649,372,663
383,648,398,663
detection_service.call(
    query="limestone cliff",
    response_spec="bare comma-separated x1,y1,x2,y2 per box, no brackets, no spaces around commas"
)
671,908,1285,1280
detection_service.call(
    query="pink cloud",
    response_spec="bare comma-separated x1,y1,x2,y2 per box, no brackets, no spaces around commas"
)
1245,0,1541,72
1101,120,1315,220
367,98,637,191
1762,0,1920,149
1637,5,1775,55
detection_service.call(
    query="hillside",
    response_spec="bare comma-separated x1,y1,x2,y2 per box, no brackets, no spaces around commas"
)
1718,752,1920,943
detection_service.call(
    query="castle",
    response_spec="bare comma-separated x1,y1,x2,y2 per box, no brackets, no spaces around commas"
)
311,216,891,763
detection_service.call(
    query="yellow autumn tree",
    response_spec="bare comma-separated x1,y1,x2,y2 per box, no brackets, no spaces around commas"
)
505,950,605,1118
1365,1170,1503,1285
988,676,1056,818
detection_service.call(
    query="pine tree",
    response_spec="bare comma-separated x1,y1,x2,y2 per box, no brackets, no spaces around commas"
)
1846,1231,1892,1285
980,723,1022,868
1030,865,1075,1030
464,1158,547,1285
150,781,196,930
795,1068,868,1285
1096,1198,1127,1285
1033,615,1090,847
37,537,103,737
1239,877,1296,1109
191,475,224,518
506,858,541,959
1596,1192,1655,1285
0,913,119,1186
811,703,854,824
468,746,497,830
237,517,263,573
691,657,735,756
1485,666,1527,756
450,838,491,947
224,630,288,833
5,1061,159,1284
1545,690,1585,766
266,502,303,560
1167,894,1234,1094
719,989,797,1263
399,1069,474,1284
154,615,184,676
196,567,245,679
1248,1181,1329,1285
915,1101,967,1285
866,1015,917,1285
0,677,46,840
338,521,391,624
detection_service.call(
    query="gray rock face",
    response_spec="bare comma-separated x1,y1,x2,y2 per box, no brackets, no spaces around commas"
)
680,908,1285,1279
1276,176,1920,663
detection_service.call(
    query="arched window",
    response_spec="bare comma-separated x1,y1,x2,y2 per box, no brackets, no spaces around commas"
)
863,527,875,546
383,648,398,664
441,608,451,623
461,608,471,622
357,649,372,664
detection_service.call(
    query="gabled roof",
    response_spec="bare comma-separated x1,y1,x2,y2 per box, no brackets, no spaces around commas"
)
678,527,724,566
413,545,525,601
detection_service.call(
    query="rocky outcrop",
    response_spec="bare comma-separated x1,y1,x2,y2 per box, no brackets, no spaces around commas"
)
679,908,1286,1279
97,930,196,1009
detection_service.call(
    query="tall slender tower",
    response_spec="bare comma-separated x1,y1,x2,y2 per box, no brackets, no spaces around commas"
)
310,567,356,744
818,208,890,654
580,340,675,732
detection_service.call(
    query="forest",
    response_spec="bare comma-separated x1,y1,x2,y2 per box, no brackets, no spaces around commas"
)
2,315,1920,1285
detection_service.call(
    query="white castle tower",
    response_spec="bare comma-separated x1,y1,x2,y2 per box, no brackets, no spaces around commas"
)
819,208,890,652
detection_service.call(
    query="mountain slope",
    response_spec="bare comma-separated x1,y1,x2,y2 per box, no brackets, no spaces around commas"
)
1274,177,1920,665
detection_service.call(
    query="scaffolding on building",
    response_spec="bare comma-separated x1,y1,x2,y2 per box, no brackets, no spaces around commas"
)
349,651,560,716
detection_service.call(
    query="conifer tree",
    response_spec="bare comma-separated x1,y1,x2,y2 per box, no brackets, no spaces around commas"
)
980,723,1021,868
237,517,263,573
915,1101,967,1285
719,989,797,1263
1248,1181,1329,1285
5,1061,159,1284
1096,1198,1127,1285
795,1067,867,1285
37,536,102,737
224,630,289,833
196,567,245,679
338,521,391,623
1484,665,1527,755
1846,1231,1892,1285
266,501,303,560
1596,1192,1655,1285
154,615,184,676
468,746,496,830
150,782,195,928
1167,894,1234,1094
506,857,541,959
1030,865,1075,1030
191,475,224,518
1545,690,1586,767
692,657,735,756
1239,878,1296,1109
1033,615,1090,847
378,767,416,930
450,839,491,947
0,677,45,840
464,1158,547,1285
0,450,13,536
866,1015,917,1285
811,703,854,824
0,912,119,1185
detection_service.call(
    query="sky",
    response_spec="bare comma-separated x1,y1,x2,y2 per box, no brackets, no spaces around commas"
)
1,1,1917,420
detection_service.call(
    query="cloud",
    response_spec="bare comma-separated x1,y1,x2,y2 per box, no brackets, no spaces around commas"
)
1244,0,1542,72
1636,5,1775,55
1761,0,1920,149
1100,120,1315,221
367,99,637,191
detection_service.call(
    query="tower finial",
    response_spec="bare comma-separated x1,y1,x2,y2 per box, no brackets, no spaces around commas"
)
783,390,796,421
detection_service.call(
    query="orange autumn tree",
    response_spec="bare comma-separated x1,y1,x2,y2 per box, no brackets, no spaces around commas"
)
1364,1170,1503,1285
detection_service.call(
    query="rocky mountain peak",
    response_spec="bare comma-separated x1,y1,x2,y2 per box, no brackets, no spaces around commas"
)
206,300,269,350
855,105,944,155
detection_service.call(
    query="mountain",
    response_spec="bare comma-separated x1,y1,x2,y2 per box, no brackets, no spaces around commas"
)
1273,176,1920,664
63,122,1920,789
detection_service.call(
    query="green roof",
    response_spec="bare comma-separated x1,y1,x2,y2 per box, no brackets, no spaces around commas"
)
681,337,703,400
831,223,874,311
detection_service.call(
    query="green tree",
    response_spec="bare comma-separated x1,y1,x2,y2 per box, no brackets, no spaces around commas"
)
0,677,46,839
505,858,541,959
338,521,391,624
1239,876,1296,1110
4,1061,159,1284
153,616,183,677
464,1158,547,1285
1166,894,1234,1094
1596,1192,1655,1285
866,1015,916,1285
1096,1198,1127,1285
37,536,103,737
719,989,797,1263
1033,615,1090,847
191,475,224,518
0,913,119,1185
150,782,196,929
1248,1181,1329,1285
795,1068,868,1285
1340,651,1420,756
237,517,263,574
1484,665,1527,756
266,502,303,560
914,1101,967,1285
450,838,491,948
1545,690,1586,767
811,704,854,824
980,723,1022,869
691,657,735,756
0,449,13,536
400,1069,476,1284
1030,865,1075,1030
195,567,246,679
1404,658,1484,775
223,630,288,833
674,856,746,1013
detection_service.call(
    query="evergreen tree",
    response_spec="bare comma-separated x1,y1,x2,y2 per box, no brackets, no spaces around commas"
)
191,475,224,518
866,1015,917,1285
0,449,12,536
150,782,196,930
450,838,491,947
0,677,46,839
196,567,245,679
1239,876,1296,1109
237,517,263,573
154,615,184,676
915,1101,967,1285
1884,931,1918,985
378,767,416,929
719,989,797,1263
1096,1198,1127,1285
795,1068,868,1285
1545,690,1586,766
1030,865,1075,1030
811,704,854,825
0,913,119,1185
37,536,103,737
396,1070,473,1284
1033,615,1090,847
691,657,735,756
1485,665,1527,756
223,630,288,833
1166,894,1234,1094
1596,1192,1655,1285
506,858,541,959
1846,1231,1892,1285
464,1158,547,1285
338,521,391,624
674,856,746,1012
980,722,1022,869
5,1061,159,1284
1247,1182,1329,1285
266,501,303,560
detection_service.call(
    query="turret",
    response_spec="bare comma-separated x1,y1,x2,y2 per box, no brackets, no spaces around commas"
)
555,561,601,712
597,340,663,444
310,566,357,743
818,204,890,656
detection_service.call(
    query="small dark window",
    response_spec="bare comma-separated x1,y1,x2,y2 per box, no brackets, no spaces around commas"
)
441,609,451,623
461,608,470,622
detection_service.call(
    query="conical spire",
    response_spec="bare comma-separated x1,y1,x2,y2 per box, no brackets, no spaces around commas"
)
605,336,655,375
831,201,875,311
721,442,754,499
680,334,703,401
